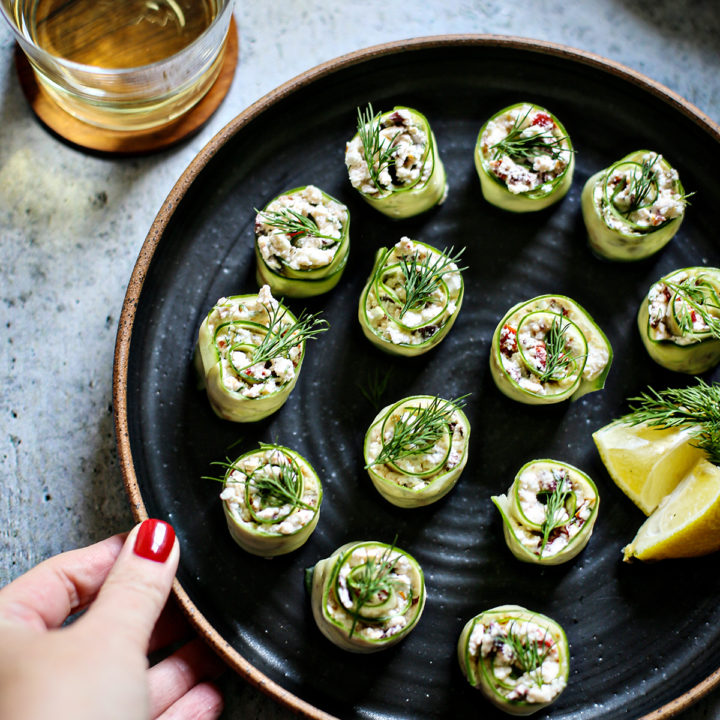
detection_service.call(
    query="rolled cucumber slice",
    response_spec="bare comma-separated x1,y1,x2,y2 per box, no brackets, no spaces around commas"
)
358,237,465,356
308,540,426,652
218,443,322,557
364,394,470,508
490,294,612,405
581,150,688,261
195,285,327,422
345,105,447,219
457,605,570,715
491,459,599,565
638,266,720,374
254,185,350,298
475,102,574,213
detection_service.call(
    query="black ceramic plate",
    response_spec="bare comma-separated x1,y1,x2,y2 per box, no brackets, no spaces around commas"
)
115,38,720,720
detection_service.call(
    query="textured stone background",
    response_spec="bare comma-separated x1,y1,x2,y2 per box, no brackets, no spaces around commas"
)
1,1,719,718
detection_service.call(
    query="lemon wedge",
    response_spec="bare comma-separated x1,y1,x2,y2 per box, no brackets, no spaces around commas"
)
623,459,720,561
592,420,704,515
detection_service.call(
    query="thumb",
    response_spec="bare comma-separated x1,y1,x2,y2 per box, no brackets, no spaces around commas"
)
79,519,179,652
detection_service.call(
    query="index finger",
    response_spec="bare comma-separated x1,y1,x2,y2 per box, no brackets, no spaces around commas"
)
0,533,126,631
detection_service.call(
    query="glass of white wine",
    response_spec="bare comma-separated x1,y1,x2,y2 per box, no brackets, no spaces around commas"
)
0,0,234,131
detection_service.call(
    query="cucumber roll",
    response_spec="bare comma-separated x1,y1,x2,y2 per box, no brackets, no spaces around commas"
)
254,185,350,298
638,266,720,374
491,460,599,565
358,237,465,356
345,104,447,218
490,295,612,404
364,394,470,508
195,285,327,422
475,103,574,213
457,605,570,715
218,443,322,557
581,150,688,261
307,540,426,652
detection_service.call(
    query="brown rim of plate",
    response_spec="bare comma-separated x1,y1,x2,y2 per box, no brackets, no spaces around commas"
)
112,34,720,720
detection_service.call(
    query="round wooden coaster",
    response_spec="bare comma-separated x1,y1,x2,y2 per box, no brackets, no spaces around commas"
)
14,16,238,154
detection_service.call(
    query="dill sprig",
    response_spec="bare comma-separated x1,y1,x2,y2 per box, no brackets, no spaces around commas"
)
367,394,469,468
538,316,578,382
621,379,720,465
397,246,466,318
347,540,400,638
502,621,552,687
665,277,720,339
357,366,394,410
256,206,340,244
617,155,660,216
250,302,328,366
356,103,400,191
491,106,569,167
537,470,572,558
247,446,314,511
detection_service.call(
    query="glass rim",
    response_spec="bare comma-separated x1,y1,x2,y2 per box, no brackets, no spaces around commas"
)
0,0,234,76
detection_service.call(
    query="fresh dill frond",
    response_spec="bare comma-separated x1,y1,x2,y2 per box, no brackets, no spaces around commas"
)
665,277,720,339
256,206,340,244
537,316,579,383
356,103,400,191
247,450,314,512
367,394,469,468
502,621,552,687
397,246,466,318
491,106,569,168
537,470,572,558
621,380,720,465
250,303,328,366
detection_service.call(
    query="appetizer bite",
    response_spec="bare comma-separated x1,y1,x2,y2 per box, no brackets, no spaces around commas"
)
475,102,574,213
364,394,470,508
254,185,350,298
358,237,465,356
457,605,570,715
345,104,447,218
195,285,327,422
307,539,426,652
216,443,322,557
490,295,612,404
581,150,688,261
638,266,720,374
492,459,599,565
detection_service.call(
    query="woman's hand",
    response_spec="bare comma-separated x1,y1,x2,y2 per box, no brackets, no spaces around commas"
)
0,520,224,720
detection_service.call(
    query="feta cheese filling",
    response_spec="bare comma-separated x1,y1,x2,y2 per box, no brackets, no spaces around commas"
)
498,297,609,397
206,285,302,398
480,104,572,195
346,108,432,197
364,237,463,347
647,269,720,345
324,543,422,642
468,618,566,705
255,185,348,272
594,151,685,233
220,446,320,536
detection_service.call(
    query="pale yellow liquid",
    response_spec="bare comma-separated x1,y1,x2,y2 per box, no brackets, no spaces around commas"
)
22,0,217,68
12,0,228,130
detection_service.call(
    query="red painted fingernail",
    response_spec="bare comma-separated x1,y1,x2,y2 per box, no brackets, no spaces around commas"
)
133,519,175,563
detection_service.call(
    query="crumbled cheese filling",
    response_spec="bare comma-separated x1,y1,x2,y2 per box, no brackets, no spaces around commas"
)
364,237,462,346
647,270,717,345
480,104,571,195
220,447,319,535
325,544,421,641
468,618,565,705
255,185,347,272
366,397,468,490
513,463,596,557
206,285,302,398
594,151,685,232
345,108,432,197
498,297,609,396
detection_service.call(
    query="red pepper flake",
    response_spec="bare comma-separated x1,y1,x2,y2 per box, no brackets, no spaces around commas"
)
535,342,547,370
500,324,518,355
531,111,554,128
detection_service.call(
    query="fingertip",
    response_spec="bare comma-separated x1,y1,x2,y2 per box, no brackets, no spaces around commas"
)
133,519,177,564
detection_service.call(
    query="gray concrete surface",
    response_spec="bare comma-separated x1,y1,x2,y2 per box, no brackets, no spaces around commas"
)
1,1,719,718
